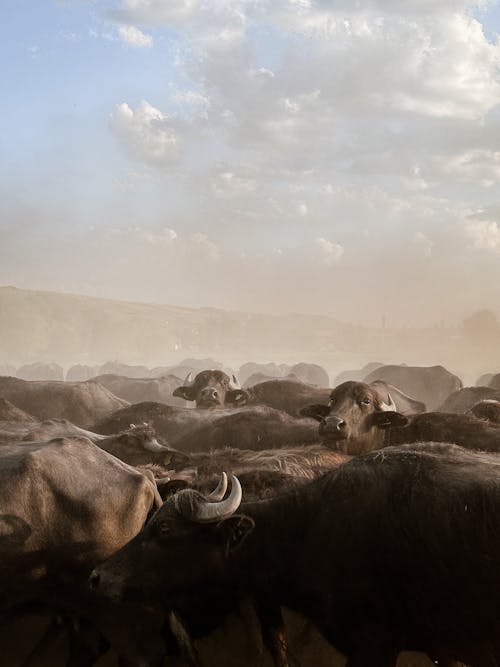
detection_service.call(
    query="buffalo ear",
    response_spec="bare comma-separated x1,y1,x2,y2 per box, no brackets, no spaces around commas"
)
371,411,409,429
300,404,330,421
217,515,255,556
225,389,249,406
173,386,196,401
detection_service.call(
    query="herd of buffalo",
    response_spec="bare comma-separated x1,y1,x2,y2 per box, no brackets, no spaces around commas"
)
1,360,500,666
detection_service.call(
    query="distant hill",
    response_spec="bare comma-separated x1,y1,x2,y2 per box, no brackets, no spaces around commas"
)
0,286,346,367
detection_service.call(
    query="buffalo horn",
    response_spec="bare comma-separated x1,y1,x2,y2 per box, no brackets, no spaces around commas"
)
183,372,194,386
208,472,228,501
189,474,242,524
229,374,241,390
380,393,397,412
143,437,170,453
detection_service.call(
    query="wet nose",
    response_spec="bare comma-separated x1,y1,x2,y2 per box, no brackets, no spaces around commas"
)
320,416,346,433
89,571,100,590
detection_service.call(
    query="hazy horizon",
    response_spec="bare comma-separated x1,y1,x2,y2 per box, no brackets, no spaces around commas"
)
2,1,500,327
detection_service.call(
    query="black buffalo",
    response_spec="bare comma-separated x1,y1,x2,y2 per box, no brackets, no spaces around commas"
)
91,443,500,666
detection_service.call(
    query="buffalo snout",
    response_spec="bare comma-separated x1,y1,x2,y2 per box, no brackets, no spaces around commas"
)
319,416,347,439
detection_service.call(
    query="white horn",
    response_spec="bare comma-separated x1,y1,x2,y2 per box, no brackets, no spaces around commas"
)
208,472,228,501
183,372,194,386
229,374,241,390
186,474,242,524
380,393,397,412
143,437,170,453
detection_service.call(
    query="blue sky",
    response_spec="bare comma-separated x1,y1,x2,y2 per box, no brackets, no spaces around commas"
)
1,0,500,326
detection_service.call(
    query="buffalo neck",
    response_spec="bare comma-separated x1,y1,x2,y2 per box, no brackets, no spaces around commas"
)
225,482,318,601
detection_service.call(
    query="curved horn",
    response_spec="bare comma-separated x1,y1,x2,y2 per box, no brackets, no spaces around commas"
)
380,393,397,412
143,437,170,453
183,372,194,386
229,374,241,390
207,472,228,501
185,474,242,524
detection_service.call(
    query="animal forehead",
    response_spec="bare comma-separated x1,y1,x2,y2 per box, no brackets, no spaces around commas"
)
329,381,375,404
194,370,230,385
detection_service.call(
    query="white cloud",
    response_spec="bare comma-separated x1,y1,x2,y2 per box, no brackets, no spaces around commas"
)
172,90,211,119
118,25,153,47
465,219,500,251
431,149,500,187
109,101,179,166
315,237,345,265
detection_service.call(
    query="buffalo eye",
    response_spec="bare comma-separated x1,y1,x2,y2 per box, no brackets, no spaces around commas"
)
361,398,371,405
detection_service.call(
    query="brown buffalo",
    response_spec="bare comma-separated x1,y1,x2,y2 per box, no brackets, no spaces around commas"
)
467,400,500,425
244,379,332,416
439,386,500,413
94,401,320,453
0,377,128,428
173,370,247,408
301,380,423,454
364,364,462,410
0,435,166,664
92,373,187,408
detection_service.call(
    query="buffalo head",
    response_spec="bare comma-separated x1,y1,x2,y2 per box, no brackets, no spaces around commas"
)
89,473,253,602
173,370,248,409
301,381,408,454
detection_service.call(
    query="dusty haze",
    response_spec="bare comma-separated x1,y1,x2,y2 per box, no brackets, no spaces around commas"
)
0,286,498,386
1,1,500,357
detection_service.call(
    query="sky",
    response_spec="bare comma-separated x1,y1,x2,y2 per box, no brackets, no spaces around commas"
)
1,0,500,327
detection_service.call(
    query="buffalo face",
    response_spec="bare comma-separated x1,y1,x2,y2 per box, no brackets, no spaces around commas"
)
89,474,253,603
301,381,408,454
173,370,248,409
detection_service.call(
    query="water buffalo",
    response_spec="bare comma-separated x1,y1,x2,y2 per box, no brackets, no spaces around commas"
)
238,363,291,386
489,374,500,390
93,401,320,453
467,400,500,425
244,379,332,416
364,364,462,410
91,443,500,666
302,381,500,455
173,370,248,408
97,361,150,378
92,373,187,408
476,373,495,387
288,363,329,387
301,381,424,454
439,386,500,413
0,435,167,664
0,377,128,427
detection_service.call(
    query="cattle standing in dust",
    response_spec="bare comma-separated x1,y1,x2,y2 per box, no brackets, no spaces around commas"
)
91,443,500,666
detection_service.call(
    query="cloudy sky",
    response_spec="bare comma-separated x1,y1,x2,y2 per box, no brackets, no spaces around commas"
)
2,0,500,326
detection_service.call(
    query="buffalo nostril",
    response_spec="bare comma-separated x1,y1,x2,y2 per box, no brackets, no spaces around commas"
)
212,390,218,399
336,420,346,431
89,572,100,589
